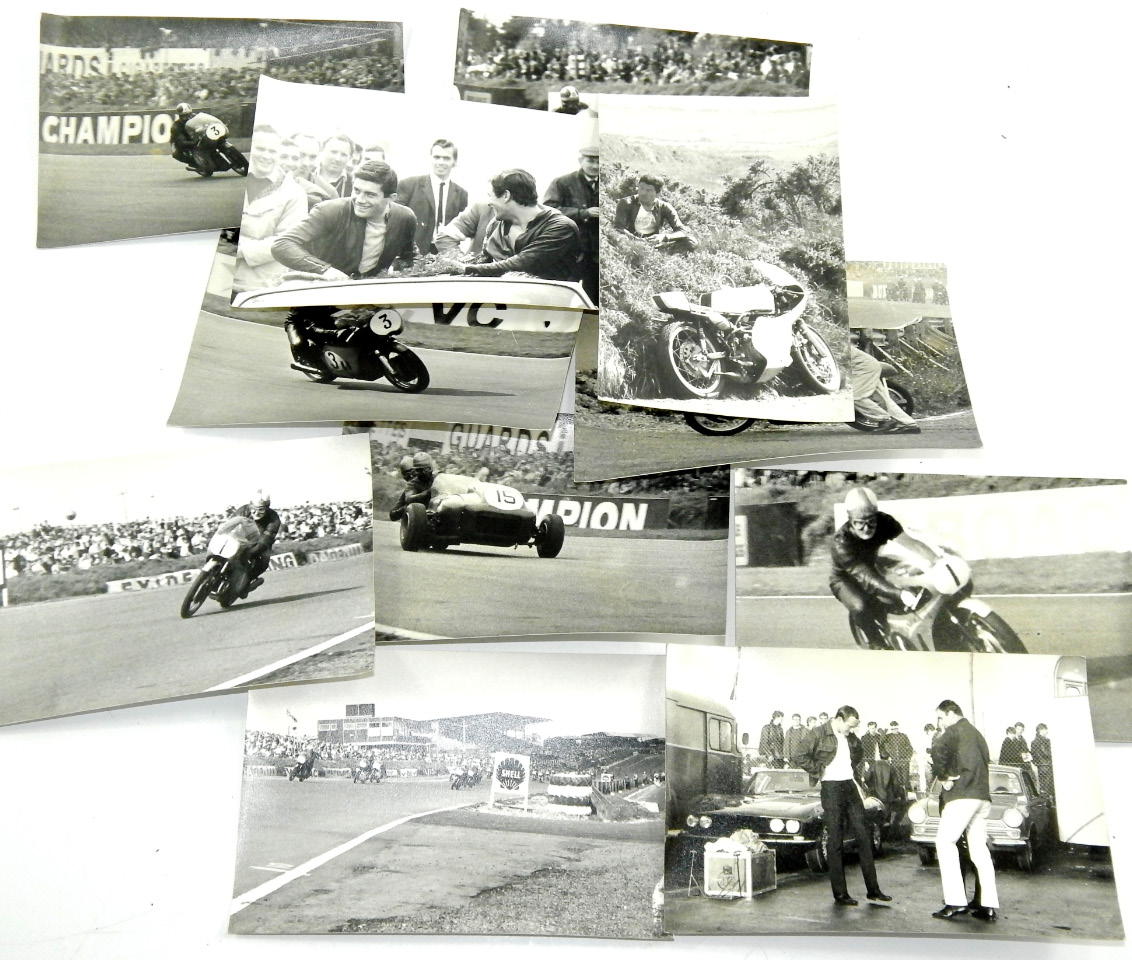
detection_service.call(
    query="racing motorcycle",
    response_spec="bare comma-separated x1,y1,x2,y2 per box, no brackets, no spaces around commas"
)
288,754,314,782
285,306,430,393
353,763,383,784
180,116,248,178
653,260,841,401
852,533,1027,653
179,516,261,618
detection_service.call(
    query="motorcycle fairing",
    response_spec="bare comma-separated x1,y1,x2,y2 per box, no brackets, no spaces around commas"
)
747,314,794,382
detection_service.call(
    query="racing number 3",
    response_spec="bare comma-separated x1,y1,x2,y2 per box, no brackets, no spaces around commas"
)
431,303,508,327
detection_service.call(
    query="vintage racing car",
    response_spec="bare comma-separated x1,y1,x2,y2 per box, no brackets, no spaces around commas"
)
907,762,1054,871
398,480,565,558
680,767,887,872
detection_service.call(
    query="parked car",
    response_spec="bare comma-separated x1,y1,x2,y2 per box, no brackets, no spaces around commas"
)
681,767,887,873
907,762,1054,871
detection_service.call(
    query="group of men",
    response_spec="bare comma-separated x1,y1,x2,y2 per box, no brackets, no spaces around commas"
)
790,702,1001,922
229,126,601,303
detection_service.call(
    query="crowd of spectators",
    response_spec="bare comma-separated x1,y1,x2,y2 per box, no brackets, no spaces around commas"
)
462,34,807,89
3,499,370,577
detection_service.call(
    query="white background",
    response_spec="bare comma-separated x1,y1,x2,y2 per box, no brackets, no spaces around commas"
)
4,1,1131,958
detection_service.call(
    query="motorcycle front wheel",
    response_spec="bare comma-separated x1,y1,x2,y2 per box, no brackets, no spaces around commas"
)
657,321,723,399
790,323,842,394
683,413,756,436
380,346,430,393
179,569,218,619
946,608,1028,653
222,145,249,176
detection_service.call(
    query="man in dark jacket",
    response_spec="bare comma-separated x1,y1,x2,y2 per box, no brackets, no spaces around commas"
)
829,487,922,650
542,146,599,303
881,720,914,794
436,169,580,282
272,160,418,279
791,705,891,907
233,490,281,593
929,700,999,922
613,174,697,253
758,711,785,768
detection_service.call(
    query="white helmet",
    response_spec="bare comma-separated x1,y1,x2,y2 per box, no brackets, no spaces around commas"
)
844,487,878,519
251,490,271,519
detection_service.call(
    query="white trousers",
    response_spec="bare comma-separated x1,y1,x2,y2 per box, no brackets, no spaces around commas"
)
936,797,999,908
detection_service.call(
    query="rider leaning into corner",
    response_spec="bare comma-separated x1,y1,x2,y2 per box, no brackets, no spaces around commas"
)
830,487,939,650
388,452,479,523
233,490,281,594
170,102,221,169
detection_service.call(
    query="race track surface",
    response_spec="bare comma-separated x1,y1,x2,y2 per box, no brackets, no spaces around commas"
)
169,312,569,428
0,554,373,726
735,592,1132,742
574,410,981,481
374,522,727,639
38,153,246,247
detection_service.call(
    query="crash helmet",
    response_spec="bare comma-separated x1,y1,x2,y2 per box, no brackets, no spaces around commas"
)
250,490,271,519
559,85,580,102
175,102,193,116
844,487,879,539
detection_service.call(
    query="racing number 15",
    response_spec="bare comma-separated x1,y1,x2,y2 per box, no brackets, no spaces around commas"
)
432,303,508,327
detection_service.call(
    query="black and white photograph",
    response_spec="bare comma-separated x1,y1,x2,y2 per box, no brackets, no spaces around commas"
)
597,94,854,426
454,9,810,110
169,231,580,429
230,648,666,938
37,15,404,247
0,433,375,726
575,262,979,479
733,471,1132,741
369,415,729,641
664,645,1122,940
228,76,598,307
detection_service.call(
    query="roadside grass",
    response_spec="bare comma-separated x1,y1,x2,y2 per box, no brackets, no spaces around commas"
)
7,531,371,606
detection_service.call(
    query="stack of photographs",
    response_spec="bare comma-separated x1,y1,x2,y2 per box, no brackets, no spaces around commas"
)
5,5,1129,959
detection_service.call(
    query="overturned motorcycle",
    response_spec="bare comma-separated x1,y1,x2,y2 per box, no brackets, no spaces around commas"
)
654,260,842,401
179,516,262,618
855,533,1026,653
285,305,430,393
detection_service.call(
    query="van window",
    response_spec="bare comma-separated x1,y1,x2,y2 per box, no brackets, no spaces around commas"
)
708,717,734,752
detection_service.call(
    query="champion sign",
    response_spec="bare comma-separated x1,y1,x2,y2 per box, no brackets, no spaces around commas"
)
522,495,669,531
40,111,174,146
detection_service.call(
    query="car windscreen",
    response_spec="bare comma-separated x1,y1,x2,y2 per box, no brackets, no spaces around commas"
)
746,771,811,794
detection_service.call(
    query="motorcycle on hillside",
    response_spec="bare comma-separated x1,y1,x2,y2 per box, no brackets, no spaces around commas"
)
853,532,1027,653
285,305,430,393
179,515,261,618
654,260,841,401
178,115,248,178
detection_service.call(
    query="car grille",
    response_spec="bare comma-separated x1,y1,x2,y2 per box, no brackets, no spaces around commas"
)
915,817,1016,841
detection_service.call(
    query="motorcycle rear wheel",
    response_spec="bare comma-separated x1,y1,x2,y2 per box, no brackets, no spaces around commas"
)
790,323,842,394
947,609,1027,653
657,321,723,399
381,347,430,393
180,569,217,619
683,413,756,436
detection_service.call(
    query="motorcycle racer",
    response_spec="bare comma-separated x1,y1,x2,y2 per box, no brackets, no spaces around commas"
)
388,452,478,521
170,102,224,170
233,490,281,593
829,487,933,649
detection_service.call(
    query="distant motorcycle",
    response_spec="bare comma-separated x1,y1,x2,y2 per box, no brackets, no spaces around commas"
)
179,117,248,178
285,306,430,393
654,260,841,400
852,532,1027,653
179,516,261,618
353,763,383,784
289,754,314,782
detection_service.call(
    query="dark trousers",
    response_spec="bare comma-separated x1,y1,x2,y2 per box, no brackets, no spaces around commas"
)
830,579,890,649
820,779,881,898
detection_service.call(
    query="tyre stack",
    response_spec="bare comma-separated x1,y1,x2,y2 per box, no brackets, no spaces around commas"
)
547,772,593,815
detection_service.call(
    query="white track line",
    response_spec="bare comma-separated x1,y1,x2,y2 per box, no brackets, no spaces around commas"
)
737,593,1130,600
231,802,472,914
373,621,448,641
206,621,375,691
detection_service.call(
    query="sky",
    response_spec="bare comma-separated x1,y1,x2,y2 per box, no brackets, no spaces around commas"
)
0,432,370,534
246,649,666,740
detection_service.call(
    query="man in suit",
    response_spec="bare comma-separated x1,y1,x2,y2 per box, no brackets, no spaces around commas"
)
272,160,418,280
929,700,999,922
791,705,891,907
316,133,357,198
543,145,600,303
396,139,469,255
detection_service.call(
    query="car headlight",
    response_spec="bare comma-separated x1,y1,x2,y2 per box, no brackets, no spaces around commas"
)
785,819,801,834
685,814,713,829
908,804,927,824
769,818,785,833
1002,809,1023,828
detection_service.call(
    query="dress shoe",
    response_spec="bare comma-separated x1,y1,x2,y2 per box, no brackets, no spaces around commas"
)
833,894,859,906
867,891,893,902
970,906,998,922
932,904,969,920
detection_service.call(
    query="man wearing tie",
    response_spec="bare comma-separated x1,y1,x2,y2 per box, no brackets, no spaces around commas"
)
543,145,600,304
396,139,469,255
